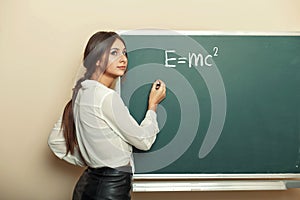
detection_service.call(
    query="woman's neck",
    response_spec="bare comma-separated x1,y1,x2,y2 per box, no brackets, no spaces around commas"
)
98,75,116,89
91,71,118,89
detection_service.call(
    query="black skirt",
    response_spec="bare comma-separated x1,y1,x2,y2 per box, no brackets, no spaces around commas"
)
72,166,133,200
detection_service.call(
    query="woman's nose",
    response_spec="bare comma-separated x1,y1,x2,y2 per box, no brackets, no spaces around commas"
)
119,54,128,63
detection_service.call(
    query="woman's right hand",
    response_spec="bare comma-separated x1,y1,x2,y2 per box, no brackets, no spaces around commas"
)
148,80,166,112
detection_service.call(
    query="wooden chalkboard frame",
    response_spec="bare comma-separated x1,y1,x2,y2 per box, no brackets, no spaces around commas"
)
119,30,300,181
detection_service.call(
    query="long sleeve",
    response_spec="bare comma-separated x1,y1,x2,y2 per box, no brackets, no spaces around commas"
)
48,117,86,167
101,92,159,151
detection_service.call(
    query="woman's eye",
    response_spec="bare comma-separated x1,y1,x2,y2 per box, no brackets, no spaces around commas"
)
110,51,118,56
123,51,127,56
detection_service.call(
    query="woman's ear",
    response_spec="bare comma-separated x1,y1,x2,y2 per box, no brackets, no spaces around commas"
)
96,60,101,66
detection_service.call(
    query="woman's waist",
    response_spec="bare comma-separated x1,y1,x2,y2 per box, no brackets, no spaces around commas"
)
88,165,132,174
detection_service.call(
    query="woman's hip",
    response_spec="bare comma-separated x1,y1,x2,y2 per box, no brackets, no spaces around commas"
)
73,166,133,200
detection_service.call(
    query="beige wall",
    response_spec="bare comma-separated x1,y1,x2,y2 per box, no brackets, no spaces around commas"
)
0,0,299,199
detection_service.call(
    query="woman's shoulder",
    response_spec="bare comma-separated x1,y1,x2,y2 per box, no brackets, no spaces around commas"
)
77,80,118,107
81,80,115,93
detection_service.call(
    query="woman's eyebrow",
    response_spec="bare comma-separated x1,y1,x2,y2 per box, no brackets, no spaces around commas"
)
110,47,126,51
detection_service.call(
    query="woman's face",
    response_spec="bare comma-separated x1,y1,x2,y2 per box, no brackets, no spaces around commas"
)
103,38,128,78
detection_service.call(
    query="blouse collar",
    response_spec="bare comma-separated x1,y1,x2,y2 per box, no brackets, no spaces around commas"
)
81,79,121,95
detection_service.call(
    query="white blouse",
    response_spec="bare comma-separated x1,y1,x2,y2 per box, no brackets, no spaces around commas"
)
48,116,86,167
48,80,159,169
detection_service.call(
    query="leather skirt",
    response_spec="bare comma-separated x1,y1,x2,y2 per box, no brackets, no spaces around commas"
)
72,166,133,200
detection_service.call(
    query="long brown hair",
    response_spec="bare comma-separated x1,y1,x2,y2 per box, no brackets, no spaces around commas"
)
62,31,126,155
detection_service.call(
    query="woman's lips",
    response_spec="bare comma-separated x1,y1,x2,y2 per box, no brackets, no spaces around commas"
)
117,66,126,70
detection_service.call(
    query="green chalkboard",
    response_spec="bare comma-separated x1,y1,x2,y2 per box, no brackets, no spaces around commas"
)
120,31,300,176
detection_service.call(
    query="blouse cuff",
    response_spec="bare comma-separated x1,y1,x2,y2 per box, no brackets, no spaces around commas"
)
146,109,157,120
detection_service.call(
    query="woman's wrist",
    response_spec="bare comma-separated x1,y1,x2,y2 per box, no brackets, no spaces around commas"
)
148,104,157,112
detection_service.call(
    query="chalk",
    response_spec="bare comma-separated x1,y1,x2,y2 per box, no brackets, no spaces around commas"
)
155,81,161,90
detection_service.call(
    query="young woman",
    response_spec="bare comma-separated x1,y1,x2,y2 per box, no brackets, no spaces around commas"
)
48,31,166,200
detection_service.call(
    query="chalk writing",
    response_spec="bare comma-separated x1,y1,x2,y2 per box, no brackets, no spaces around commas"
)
165,47,219,68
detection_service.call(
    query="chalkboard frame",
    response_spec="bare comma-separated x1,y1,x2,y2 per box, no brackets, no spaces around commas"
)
119,30,300,180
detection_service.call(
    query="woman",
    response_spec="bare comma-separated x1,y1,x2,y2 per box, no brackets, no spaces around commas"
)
48,31,166,200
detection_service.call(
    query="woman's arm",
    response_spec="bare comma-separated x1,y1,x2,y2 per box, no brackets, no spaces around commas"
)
102,92,158,150
101,80,166,151
48,117,86,167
